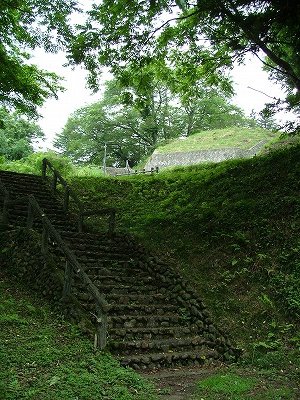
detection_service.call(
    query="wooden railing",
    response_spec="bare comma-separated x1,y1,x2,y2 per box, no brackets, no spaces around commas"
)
0,181,110,350
42,158,116,234
0,178,9,225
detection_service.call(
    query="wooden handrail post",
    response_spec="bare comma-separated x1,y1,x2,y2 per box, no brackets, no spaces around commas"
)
41,221,49,256
53,172,58,193
26,200,34,229
63,187,70,212
156,166,159,173
94,302,107,350
62,260,73,300
78,212,84,233
42,158,47,180
2,191,9,225
108,210,116,236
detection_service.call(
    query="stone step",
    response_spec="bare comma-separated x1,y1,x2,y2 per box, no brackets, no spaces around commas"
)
77,258,132,266
108,314,186,329
109,326,195,341
7,216,77,232
111,336,214,355
0,171,42,182
64,242,132,257
7,207,67,218
3,183,50,193
118,349,218,370
83,264,143,276
4,188,55,199
60,231,112,241
75,282,160,295
61,231,132,251
74,249,132,261
77,292,168,306
81,303,178,316
85,274,155,285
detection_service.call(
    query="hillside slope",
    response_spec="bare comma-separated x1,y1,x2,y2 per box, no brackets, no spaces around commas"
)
0,271,156,400
154,127,276,153
69,145,300,355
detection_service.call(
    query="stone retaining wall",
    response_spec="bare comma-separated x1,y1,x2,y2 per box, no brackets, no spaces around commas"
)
145,140,267,170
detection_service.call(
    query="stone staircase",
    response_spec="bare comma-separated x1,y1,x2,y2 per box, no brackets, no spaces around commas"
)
0,169,237,370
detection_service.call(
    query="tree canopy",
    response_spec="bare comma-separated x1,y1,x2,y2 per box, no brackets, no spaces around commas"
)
0,108,44,160
0,0,77,116
69,0,300,119
55,79,258,167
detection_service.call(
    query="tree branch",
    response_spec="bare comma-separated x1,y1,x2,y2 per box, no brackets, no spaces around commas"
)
144,9,199,45
222,0,300,92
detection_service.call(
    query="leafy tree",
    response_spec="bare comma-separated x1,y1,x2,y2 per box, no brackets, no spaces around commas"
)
0,0,77,116
55,78,182,166
69,0,300,117
55,78,257,166
0,108,44,160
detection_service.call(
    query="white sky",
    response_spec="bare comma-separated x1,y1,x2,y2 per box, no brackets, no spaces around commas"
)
34,50,291,151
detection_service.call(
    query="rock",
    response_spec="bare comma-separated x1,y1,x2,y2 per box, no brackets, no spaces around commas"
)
124,319,136,328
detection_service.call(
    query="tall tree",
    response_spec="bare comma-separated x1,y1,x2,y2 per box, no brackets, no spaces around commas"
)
54,78,183,166
0,108,44,160
55,78,257,166
0,0,77,116
69,0,300,117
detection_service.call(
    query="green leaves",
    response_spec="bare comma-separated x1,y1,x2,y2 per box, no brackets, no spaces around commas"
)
0,107,44,160
0,0,77,115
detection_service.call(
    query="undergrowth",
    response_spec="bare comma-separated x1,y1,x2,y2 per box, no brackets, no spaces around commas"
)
2,142,300,398
67,145,300,356
0,273,155,400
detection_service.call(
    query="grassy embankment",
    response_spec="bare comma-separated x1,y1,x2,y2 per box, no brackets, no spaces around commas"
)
1,129,300,398
66,143,300,397
0,272,156,400
154,127,277,154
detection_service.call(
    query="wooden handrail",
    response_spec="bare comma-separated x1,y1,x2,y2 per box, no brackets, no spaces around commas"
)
0,179,109,349
42,158,116,234
0,178,9,225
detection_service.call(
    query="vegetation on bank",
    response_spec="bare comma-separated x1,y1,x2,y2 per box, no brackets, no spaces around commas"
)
154,127,277,154
1,141,300,398
0,273,155,400
66,144,300,352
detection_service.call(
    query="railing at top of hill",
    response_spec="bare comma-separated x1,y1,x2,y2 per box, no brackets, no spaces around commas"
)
0,181,110,350
111,166,159,176
42,158,116,234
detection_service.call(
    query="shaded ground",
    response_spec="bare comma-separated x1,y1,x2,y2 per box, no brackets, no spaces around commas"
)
143,366,219,399
144,364,300,400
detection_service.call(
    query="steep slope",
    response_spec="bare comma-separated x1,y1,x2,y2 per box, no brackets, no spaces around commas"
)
68,144,300,355
144,127,277,169
0,168,236,370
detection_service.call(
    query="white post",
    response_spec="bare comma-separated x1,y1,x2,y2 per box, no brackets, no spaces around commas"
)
103,143,107,175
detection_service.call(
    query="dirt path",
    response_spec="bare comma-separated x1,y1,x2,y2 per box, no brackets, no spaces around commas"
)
142,366,222,399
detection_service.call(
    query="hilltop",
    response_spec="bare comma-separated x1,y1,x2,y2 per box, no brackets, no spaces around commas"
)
154,127,277,154
69,143,300,350
144,127,278,170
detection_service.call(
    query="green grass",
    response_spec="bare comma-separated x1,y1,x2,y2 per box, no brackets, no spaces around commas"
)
2,141,300,398
0,151,104,178
0,273,156,400
197,373,257,395
194,371,297,399
66,144,300,365
155,127,276,153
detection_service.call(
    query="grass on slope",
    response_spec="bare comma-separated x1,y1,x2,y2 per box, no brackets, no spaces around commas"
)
68,145,300,363
155,127,276,153
0,272,155,400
